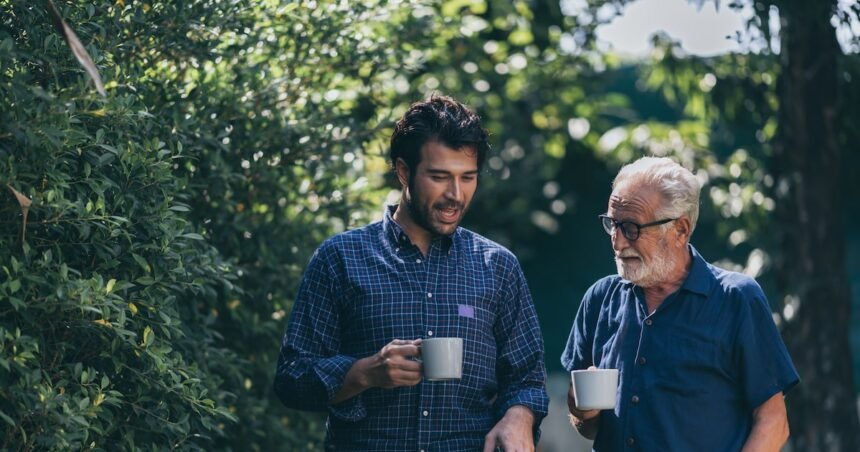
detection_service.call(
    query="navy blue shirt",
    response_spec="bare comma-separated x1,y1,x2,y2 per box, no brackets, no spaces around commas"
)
275,205,549,451
562,245,799,451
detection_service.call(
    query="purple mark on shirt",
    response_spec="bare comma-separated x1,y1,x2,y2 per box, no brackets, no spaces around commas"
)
458,304,475,318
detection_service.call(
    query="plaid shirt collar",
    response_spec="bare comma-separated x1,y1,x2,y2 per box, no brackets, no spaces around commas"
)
382,204,456,253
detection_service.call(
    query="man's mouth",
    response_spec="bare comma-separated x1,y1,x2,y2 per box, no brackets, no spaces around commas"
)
436,205,462,223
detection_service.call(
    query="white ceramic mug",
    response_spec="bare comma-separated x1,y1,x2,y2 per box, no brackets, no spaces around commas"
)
421,337,463,381
571,368,619,410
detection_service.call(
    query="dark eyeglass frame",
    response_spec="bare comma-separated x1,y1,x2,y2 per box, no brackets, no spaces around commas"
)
599,214,678,241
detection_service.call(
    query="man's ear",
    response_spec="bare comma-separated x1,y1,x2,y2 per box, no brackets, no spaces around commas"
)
395,158,410,188
674,216,692,245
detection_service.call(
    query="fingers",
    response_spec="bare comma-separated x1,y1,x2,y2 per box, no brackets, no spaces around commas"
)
484,433,531,452
384,355,422,372
383,339,421,359
369,339,425,389
482,434,498,452
376,359,422,388
386,367,423,387
389,338,422,346
567,386,599,418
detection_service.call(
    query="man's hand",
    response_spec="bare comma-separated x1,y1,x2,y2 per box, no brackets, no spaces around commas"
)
482,405,535,452
567,382,600,420
363,339,423,388
332,339,422,404
567,377,600,440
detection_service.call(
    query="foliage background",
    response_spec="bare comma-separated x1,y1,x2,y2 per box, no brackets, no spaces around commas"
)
1,0,858,450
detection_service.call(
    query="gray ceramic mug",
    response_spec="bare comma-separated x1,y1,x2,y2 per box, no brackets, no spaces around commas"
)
420,337,463,381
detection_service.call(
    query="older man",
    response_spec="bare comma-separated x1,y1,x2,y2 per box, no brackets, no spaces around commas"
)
562,157,799,451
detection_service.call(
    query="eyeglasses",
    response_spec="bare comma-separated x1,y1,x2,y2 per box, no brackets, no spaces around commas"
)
599,214,677,241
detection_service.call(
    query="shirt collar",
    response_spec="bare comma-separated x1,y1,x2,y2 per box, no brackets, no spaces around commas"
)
383,204,410,247
680,244,712,296
382,204,456,252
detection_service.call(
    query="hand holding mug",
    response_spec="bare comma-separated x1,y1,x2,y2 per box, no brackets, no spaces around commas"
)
365,339,423,389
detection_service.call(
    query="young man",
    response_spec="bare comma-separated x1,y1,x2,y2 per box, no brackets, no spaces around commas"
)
563,157,799,451
275,95,548,451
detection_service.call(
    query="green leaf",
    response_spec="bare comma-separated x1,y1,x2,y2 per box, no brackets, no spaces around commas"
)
134,276,156,286
97,153,116,166
8,280,21,294
131,253,151,273
0,409,15,427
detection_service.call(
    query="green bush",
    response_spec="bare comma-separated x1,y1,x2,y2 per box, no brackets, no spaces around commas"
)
1,0,429,450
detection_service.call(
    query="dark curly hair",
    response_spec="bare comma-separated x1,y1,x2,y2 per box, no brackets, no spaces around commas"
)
389,95,490,178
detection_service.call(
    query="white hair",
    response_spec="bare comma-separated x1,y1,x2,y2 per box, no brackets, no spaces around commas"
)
613,157,701,235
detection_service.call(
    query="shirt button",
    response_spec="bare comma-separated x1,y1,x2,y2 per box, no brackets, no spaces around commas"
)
631,395,640,404
638,357,647,365
627,437,635,446
416,258,422,263
427,292,432,298
422,410,429,416
645,318,653,326
427,330,434,336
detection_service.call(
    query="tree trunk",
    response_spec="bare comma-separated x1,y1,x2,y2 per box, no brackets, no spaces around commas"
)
772,0,859,450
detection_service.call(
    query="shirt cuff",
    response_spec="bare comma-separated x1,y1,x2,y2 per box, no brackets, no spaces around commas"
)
313,354,367,422
495,388,549,444
495,387,550,423
748,375,800,412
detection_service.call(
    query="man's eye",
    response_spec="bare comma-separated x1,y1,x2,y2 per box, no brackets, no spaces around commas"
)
462,176,476,182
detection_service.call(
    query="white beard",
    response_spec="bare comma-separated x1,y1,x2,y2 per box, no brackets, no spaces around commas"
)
615,236,674,287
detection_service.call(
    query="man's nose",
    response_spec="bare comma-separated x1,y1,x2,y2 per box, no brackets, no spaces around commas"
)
611,227,629,251
445,179,461,200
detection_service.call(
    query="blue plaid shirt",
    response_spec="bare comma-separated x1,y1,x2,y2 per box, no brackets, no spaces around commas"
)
275,205,549,451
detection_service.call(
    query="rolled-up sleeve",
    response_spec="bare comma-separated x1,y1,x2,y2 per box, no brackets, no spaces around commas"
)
273,243,367,421
492,262,549,427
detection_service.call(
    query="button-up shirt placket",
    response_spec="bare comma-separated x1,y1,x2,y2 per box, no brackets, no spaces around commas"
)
619,288,646,450
415,241,444,451
625,287,684,450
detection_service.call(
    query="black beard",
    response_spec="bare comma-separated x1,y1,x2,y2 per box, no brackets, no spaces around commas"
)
405,177,464,237
405,187,439,236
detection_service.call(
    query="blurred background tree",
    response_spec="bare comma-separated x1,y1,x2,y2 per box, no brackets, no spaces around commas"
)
1,0,858,451
397,0,860,449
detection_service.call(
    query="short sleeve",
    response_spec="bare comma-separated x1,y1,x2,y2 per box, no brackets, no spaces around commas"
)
733,281,800,410
561,282,602,371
